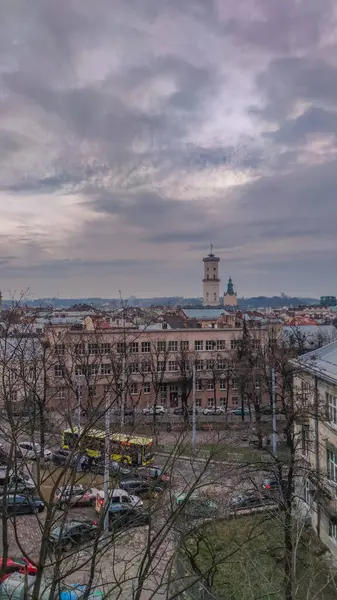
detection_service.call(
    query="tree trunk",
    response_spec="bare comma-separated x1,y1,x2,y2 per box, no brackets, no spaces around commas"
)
254,401,263,448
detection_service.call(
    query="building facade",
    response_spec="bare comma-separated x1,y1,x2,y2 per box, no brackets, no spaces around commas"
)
294,341,337,560
202,246,220,307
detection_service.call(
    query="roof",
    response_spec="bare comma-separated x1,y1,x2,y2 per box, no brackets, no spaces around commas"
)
295,339,337,384
64,428,152,446
283,325,337,349
182,308,229,320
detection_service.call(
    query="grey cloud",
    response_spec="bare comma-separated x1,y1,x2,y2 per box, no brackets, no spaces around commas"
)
264,107,337,144
251,57,337,122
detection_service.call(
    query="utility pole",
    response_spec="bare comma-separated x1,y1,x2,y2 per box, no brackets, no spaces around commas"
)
104,392,111,534
192,362,197,453
271,367,277,456
121,356,126,429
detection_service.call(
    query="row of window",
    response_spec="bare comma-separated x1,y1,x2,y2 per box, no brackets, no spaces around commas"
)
55,338,240,356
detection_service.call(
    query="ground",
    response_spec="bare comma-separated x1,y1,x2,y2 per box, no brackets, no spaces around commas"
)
182,514,337,600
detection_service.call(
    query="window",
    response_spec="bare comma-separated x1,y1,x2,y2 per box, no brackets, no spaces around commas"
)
75,365,84,376
327,393,337,425
255,381,260,390
232,379,238,390
301,425,310,456
89,364,99,376
302,479,311,505
157,341,166,353
88,343,99,356
160,384,167,401
88,386,96,399
217,359,226,370
327,448,337,483
128,362,138,374
157,361,166,372
117,342,126,354
75,343,85,356
195,340,203,351
252,339,260,350
195,398,202,407
141,342,151,353
55,343,65,356
168,341,178,352
168,361,178,372
129,342,139,354
196,360,204,371
180,341,189,351
207,381,214,391
141,361,151,373
232,396,238,407
217,340,226,351
329,520,337,542
101,363,112,375
220,398,227,408
220,379,227,391
56,387,65,401
100,343,111,354
196,380,203,391
130,383,137,395
54,365,64,377
231,339,239,350
206,340,216,351
207,398,214,407
144,382,151,394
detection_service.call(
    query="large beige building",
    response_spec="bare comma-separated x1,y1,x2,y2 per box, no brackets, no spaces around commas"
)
43,317,270,413
294,341,337,560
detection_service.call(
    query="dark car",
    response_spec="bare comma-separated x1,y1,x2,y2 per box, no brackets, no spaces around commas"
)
92,459,132,477
230,491,272,510
0,494,45,515
52,449,82,469
108,504,149,531
127,466,170,486
119,478,164,498
49,519,98,552
173,407,197,416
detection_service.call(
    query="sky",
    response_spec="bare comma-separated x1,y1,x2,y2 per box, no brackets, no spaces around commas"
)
1,0,337,300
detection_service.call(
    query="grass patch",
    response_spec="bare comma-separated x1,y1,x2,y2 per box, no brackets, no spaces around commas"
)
158,441,290,464
182,515,336,600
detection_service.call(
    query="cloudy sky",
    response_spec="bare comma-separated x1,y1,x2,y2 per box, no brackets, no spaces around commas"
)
1,0,337,299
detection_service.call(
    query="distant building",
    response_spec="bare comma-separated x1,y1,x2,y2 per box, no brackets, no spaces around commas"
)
202,246,220,307
223,277,238,307
320,296,336,307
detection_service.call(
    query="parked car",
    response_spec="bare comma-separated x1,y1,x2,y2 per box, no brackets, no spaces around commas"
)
0,557,37,583
202,407,224,416
0,494,45,515
230,491,272,510
52,449,82,469
262,477,291,495
108,503,150,531
231,407,250,416
174,492,218,519
0,468,35,492
173,406,197,415
95,488,143,515
17,442,52,461
142,406,165,415
49,519,98,552
119,478,164,498
92,459,132,477
60,584,104,600
54,485,98,510
136,466,170,486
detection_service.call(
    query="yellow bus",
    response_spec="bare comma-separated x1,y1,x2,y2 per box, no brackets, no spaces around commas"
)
62,428,154,466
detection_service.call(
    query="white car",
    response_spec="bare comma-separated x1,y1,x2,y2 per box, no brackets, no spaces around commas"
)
142,406,165,416
202,407,225,416
17,442,52,461
95,488,143,514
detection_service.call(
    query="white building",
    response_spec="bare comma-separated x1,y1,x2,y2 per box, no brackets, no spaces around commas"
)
294,340,337,560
